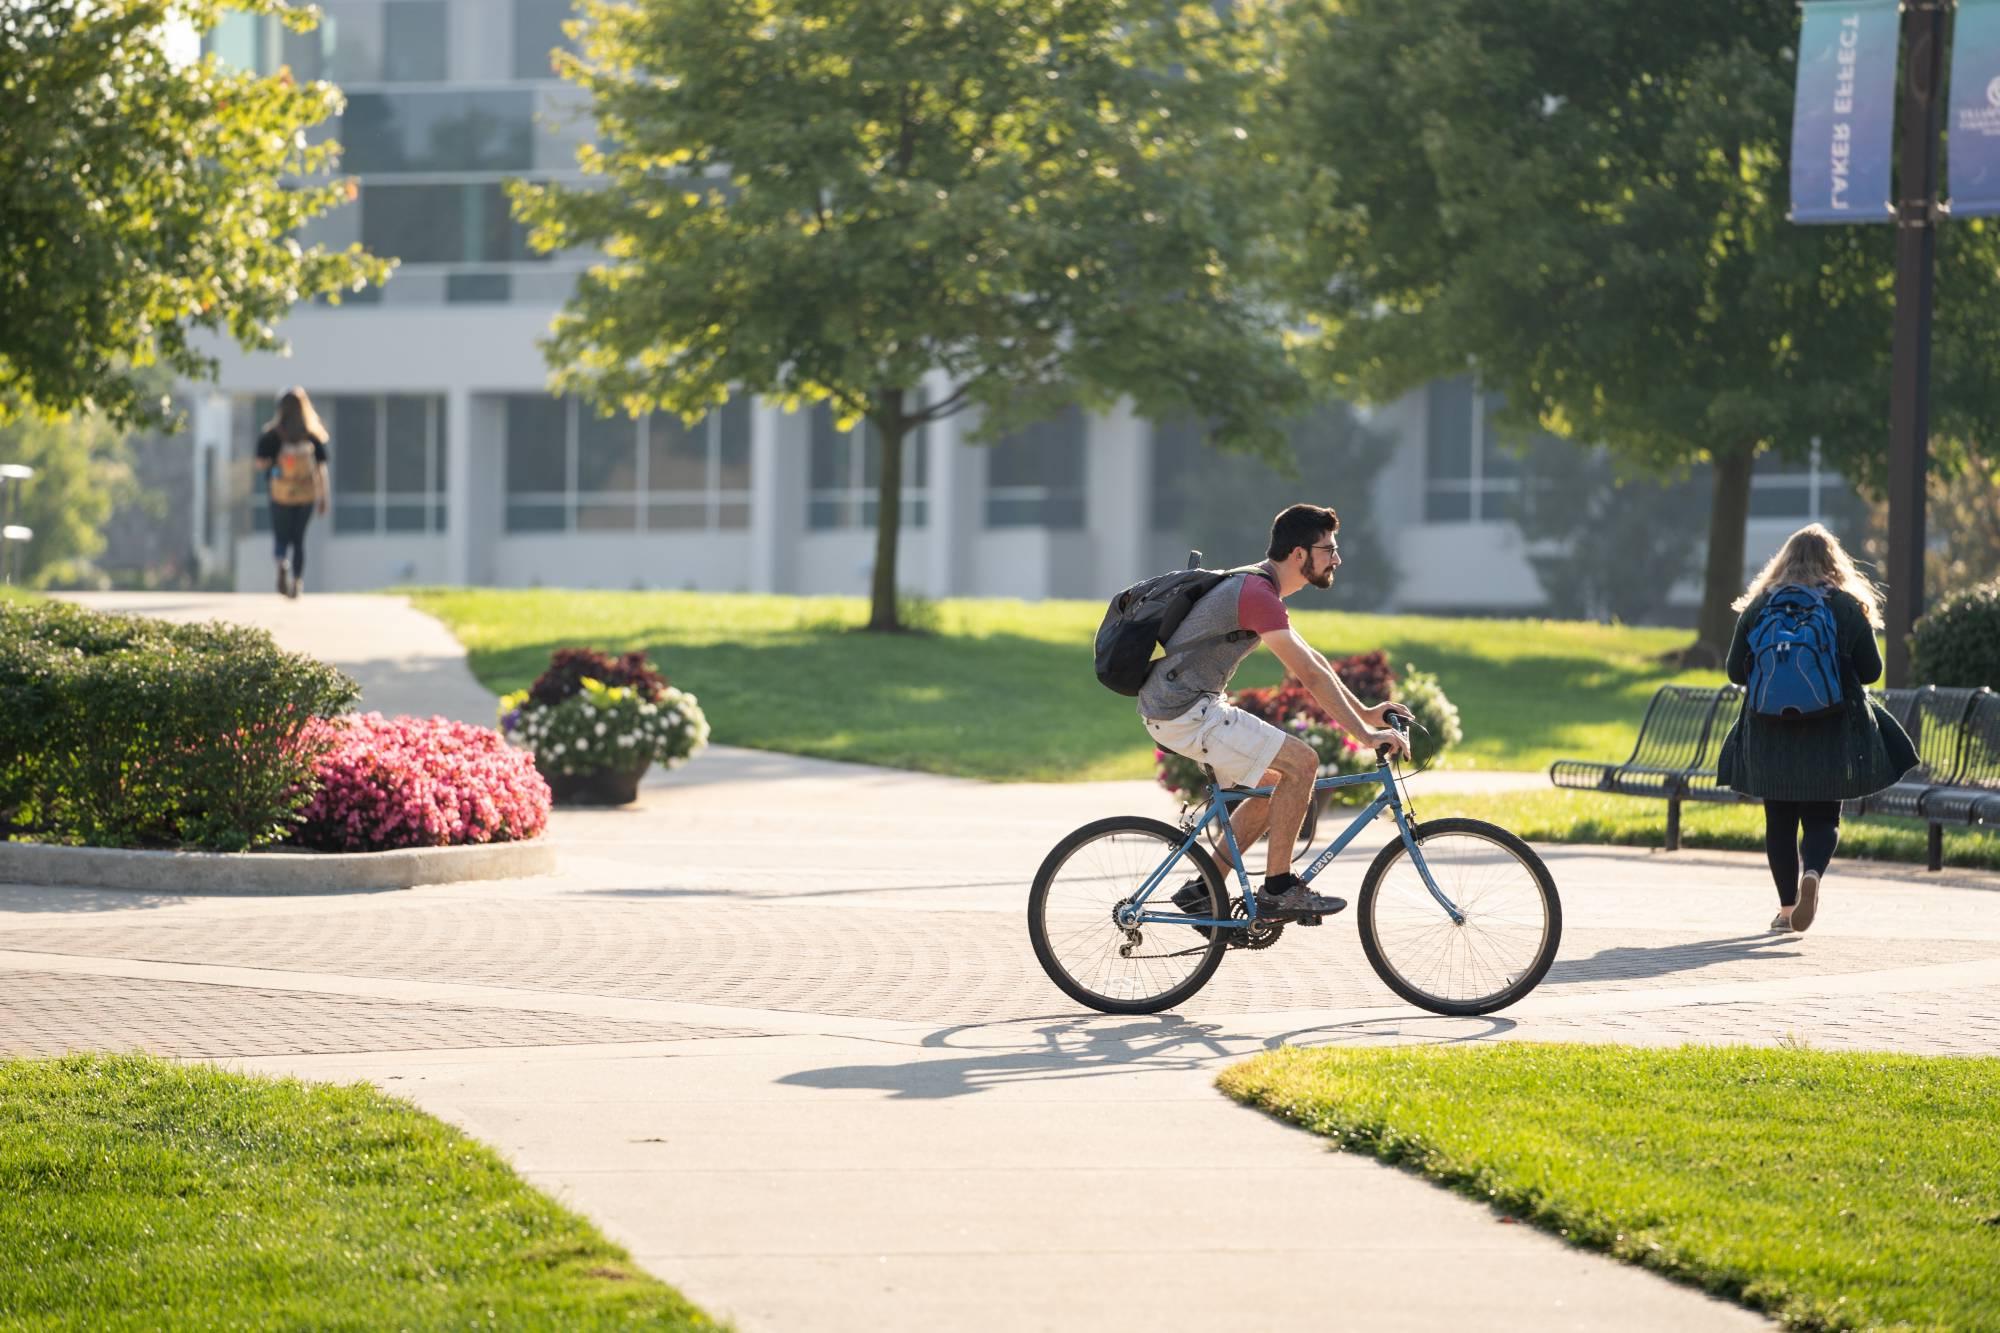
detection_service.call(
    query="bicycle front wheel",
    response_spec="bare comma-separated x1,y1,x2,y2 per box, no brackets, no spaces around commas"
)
1028,816,1230,1015
1357,817,1560,1016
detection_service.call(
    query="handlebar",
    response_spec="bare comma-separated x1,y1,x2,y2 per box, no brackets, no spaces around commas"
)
1376,710,1413,763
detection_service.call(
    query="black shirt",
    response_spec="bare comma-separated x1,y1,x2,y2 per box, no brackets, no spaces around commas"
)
254,429,329,467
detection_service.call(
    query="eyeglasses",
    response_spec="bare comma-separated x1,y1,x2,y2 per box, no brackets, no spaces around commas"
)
1309,543,1340,557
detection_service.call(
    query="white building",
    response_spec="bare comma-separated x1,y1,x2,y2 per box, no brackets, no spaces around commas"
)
191,1,1859,615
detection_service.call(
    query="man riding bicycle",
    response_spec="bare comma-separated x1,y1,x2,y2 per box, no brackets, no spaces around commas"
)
1140,504,1410,923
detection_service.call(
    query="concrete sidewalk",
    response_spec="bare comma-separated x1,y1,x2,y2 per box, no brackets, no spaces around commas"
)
16,593,1997,1329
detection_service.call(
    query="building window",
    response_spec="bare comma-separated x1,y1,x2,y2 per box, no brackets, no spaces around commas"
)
807,405,928,530
503,394,751,533
1424,377,1521,523
229,393,446,536
514,0,580,79
328,394,449,534
204,3,449,83
339,92,537,174
985,406,1086,529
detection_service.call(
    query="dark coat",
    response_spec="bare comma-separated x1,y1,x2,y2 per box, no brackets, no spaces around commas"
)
1715,586,1919,802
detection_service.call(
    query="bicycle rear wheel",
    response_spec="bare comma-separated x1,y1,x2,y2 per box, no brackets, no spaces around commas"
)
1028,816,1230,1014
1356,817,1560,1016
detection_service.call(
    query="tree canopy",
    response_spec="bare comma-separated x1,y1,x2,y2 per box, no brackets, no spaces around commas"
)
1278,0,2000,659
518,0,1313,629
0,0,386,428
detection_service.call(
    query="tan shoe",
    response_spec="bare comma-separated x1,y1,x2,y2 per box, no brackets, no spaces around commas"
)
1792,870,1821,933
1769,911,1793,932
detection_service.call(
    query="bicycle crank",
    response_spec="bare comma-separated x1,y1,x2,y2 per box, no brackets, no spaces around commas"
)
1228,897,1284,950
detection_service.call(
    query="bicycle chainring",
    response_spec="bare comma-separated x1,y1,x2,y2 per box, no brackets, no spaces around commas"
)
1228,897,1284,950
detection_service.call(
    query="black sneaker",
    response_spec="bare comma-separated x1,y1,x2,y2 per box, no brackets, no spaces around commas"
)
1171,878,1220,939
276,565,290,597
1256,880,1347,926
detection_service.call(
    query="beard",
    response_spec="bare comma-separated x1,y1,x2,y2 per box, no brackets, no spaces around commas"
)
1307,558,1337,589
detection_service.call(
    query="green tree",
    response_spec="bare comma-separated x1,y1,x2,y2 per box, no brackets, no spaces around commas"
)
0,406,138,587
0,0,387,428
1154,402,1399,611
517,0,1312,630
1278,0,2000,663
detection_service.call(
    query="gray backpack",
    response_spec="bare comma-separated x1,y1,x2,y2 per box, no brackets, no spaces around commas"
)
1094,552,1272,697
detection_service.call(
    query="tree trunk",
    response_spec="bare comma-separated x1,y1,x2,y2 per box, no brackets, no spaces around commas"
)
1685,444,1757,668
866,387,907,633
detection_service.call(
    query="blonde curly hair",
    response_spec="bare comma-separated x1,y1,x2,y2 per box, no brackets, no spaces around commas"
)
1734,523,1883,629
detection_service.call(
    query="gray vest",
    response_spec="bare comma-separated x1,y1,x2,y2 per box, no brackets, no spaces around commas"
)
1137,571,1269,721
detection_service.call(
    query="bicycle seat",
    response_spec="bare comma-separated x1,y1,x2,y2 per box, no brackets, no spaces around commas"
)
1215,784,1275,800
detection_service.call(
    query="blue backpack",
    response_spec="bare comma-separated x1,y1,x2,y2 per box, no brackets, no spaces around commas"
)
1746,584,1844,720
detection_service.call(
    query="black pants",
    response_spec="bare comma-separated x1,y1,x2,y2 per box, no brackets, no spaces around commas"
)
270,503,313,578
1763,799,1841,905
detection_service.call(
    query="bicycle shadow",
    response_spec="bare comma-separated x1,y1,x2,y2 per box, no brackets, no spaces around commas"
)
1543,932,1802,987
777,1011,1517,1100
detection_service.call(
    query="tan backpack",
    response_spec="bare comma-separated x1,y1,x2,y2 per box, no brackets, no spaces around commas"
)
268,439,320,505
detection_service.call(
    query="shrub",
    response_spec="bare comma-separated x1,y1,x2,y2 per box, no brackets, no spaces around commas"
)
293,714,551,853
1235,651,1396,725
1397,667,1463,768
1910,579,2000,688
0,600,358,850
499,677,709,777
527,647,668,707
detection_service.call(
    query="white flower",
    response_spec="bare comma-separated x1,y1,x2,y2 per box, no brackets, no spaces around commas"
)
575,737,589,751
552,743,565,755
595,722,607,736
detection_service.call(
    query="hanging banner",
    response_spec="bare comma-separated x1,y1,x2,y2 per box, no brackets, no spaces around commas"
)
1790,0,1900,224
1949,0,2000,217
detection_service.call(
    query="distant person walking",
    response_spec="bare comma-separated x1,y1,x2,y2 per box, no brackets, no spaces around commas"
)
255,387,330,599
1716,524,1917,933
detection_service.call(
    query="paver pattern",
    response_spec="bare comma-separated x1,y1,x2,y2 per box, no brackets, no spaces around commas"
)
0,969,762,1058
13,592,2000,1331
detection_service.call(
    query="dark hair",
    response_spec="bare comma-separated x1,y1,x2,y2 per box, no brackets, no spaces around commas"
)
1267,503,1340,562
264,387,329,445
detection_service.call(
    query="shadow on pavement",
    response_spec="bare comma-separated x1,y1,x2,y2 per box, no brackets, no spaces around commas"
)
777,1011,1514,1099
0,885,188,914
1545,932,1801,986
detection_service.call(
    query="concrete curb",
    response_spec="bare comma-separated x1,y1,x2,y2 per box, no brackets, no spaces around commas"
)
0,838,557,895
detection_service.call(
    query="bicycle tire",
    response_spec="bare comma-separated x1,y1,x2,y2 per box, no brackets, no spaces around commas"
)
1028,815,1231,1014
1356,817,1561,1016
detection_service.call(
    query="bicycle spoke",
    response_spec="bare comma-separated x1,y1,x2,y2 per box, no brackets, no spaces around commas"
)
1364,824,1555,1012
1031,820,1227,1012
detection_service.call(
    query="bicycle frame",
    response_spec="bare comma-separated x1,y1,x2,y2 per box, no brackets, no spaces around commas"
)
1121,762,1466,932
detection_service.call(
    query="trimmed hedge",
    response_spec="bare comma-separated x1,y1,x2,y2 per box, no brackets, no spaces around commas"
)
1911,579,2000,689
0,601,359,851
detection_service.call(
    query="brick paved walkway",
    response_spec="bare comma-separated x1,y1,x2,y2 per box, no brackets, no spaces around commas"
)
12,593,2000,1330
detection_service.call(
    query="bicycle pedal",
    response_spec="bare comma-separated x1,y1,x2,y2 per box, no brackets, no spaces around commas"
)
1296,914,1324,927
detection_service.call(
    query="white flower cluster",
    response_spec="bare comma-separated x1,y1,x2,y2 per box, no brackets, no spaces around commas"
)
499,679,710,777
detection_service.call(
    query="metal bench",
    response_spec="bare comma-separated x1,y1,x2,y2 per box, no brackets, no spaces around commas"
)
1843,686,1987,870
1898,688,2000,869
1550,684,1746,850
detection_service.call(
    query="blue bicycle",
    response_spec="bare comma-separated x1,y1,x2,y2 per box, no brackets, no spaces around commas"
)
1028,718,1561,1015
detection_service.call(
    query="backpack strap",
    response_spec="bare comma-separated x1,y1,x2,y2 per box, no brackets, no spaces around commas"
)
1156,566,1274,665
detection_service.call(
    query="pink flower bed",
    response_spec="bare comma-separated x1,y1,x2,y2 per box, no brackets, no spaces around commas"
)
294,713,551,853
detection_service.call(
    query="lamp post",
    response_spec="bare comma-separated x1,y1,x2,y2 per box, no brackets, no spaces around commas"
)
0,463,34,585
1885,0,1950,687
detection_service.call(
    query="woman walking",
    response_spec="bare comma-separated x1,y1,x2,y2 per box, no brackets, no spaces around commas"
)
255,388,330,599
1716,524,1918,932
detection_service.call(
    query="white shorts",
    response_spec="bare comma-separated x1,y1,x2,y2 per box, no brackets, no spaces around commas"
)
1143,697,1289,789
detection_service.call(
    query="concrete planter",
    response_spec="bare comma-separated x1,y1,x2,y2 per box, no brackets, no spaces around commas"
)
0,837,556,896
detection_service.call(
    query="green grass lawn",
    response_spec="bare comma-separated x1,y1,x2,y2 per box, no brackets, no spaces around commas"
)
1420,788,2000,872
411,589,1721,781
0,1054,718,1330
1221,1044,2000,1331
